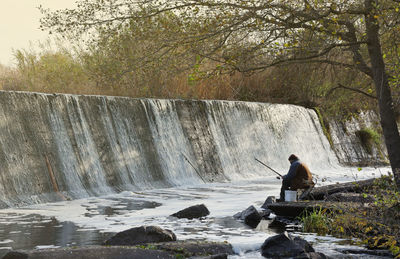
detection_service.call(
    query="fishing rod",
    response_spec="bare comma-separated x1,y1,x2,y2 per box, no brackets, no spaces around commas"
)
181,152,206,182
254,157,283,178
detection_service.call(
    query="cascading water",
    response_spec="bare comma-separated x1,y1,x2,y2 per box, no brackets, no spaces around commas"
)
0,91,344,207
0,91,390,258
205,101,340,181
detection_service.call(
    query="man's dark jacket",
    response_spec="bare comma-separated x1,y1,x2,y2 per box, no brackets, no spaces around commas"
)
283,159,314,190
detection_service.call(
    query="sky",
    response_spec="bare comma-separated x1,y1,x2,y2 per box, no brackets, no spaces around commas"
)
0,0,77,66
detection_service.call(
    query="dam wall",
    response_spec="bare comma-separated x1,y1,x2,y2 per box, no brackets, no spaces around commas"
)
0,91,384,207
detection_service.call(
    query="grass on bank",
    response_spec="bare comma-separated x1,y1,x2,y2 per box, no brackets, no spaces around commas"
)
299,174,400,258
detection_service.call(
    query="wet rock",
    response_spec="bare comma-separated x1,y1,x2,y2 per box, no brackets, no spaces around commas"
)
261,232,317,258
233,205,262,228
259,209,272,219
294,252,331,258
269,216,301,228
103,225,176,246
261,196,276,209
267,218,287,232
190,254,228,259
171,204,210,219
2,241,233,259
337,248,393,257
2,251,29,259
2,246,176,259
152,241,234,258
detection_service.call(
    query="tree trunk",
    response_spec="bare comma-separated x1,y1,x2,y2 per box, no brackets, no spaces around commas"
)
365,0,400,190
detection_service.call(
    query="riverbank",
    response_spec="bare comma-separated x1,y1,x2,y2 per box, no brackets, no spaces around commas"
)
265,175,399,258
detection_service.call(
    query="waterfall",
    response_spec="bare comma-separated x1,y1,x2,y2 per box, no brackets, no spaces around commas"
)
0,91,369,208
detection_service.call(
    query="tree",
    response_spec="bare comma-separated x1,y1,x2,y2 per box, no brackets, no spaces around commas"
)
40,0,400,188
78,11,201,97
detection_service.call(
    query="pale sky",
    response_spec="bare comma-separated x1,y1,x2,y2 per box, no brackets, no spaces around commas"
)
0,1,77,66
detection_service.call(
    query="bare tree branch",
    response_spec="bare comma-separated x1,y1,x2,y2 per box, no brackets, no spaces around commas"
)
326,83,377,99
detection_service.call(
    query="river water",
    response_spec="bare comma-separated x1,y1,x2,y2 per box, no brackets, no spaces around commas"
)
0,167,391,258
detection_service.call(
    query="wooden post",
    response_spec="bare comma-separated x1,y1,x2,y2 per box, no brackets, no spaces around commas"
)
44,154,66,200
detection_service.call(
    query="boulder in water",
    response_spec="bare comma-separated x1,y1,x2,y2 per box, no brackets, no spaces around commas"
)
261,232,317,258
171,204,210,219
261,196,276,209
103,225,176,246
233,205,262,228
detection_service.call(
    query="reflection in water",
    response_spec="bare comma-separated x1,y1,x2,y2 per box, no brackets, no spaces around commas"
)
83,199,162,217
0,198,165,251
0,213,112,251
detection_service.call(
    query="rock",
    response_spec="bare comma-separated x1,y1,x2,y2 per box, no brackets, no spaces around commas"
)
171,204,210,219
261,196,276,209
233,205,262,228
152,241,234,258
2,246,175,259
293,252,331,258
325,192,375,203
2,241,233,259
103,225,176,246
259,209,271,219
261,232,315,258
2,251,29,259
337,248,393,257
267,201,333,218
268,217,287,232
190,254,228,259
233,211,241,219
267,216,302,232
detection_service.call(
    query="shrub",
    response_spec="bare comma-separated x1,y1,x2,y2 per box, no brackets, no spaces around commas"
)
356,128,381,154
300,207,331,235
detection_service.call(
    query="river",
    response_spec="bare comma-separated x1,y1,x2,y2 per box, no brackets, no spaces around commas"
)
0,167,391,258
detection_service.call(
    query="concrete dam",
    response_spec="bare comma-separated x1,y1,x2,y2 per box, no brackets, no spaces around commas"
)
0,91,384,208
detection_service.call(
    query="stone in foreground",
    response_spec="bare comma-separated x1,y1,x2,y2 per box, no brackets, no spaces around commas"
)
2,246,175,259
103,225,176,246
2,241,234,259
261,232,329,258
262,232,314,256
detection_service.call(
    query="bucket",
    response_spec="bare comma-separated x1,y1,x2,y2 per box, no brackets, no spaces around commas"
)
285,190,297,202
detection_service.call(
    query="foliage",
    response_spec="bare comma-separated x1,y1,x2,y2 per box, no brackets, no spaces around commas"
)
2,41,96,95
300,207,331,235
78,11,201,98
314,107,334,148
356,127,382,154
36,0,399,110
301,175,400,258
38,0,399,78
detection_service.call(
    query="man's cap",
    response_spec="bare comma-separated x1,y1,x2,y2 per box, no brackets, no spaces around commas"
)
288,154,299,161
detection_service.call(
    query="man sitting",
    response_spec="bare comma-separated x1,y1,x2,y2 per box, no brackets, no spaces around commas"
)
278,154,314,202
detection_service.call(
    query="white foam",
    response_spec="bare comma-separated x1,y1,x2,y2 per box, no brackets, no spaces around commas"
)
35,245,61,250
